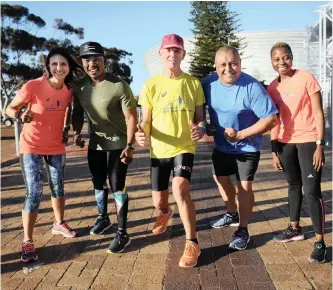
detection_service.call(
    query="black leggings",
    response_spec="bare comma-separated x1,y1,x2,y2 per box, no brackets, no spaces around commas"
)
278,142,325,235
88,149,129,230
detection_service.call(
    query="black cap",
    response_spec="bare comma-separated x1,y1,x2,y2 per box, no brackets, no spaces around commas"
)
79,41,104,57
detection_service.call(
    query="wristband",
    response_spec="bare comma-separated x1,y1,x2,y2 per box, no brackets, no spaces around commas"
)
17,108,26,120
316,140,328,146
198,125,206,132
271,140,278,153
127,143,135,150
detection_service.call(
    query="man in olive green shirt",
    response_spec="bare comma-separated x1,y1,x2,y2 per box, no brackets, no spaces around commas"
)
72,41,137,253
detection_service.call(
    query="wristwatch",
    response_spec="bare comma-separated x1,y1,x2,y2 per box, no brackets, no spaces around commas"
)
316,140,327,146
127,143,135,150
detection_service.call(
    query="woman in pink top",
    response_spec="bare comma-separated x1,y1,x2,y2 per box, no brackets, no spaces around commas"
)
6,48,84,263
267,42,326,263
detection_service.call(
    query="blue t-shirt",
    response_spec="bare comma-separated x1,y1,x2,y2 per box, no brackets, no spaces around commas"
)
202,72,278,154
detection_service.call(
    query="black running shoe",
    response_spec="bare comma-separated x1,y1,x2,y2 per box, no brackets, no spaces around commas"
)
107,231,131,253
273,225,304,243
90,215,112,235
21,240,38,263
309,241,327,263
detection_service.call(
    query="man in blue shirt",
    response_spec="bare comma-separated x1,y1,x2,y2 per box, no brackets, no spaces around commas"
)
202,46,278,250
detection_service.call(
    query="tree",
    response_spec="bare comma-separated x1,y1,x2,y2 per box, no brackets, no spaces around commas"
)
1,3,133,114
189,1,244,80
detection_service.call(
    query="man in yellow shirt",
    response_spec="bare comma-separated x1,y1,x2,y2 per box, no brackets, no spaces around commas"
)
136,34,205,268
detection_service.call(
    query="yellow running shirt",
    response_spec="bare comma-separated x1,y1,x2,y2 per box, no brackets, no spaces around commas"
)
139,72,205,158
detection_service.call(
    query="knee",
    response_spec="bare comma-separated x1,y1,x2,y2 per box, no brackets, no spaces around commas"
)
237,181,253,194
173,184,190,202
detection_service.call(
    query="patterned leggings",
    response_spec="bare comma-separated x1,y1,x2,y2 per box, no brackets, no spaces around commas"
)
20,153,66,212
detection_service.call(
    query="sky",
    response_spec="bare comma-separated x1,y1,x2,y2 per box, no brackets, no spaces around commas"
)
7,1,328,95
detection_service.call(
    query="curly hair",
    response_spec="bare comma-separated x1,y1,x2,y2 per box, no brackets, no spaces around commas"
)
270,42,293,60
44,47,85,90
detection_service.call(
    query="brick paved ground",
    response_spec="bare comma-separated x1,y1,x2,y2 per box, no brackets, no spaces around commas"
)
1,127,332,290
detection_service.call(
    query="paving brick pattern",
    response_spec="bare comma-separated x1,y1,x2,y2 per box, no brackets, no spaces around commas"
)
1,130,332,290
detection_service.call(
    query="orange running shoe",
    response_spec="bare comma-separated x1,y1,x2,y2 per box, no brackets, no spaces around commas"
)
179,241,201,268
152,208,173,234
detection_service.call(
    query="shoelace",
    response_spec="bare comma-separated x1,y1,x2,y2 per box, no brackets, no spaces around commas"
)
59,222,72,232
155,215,168,227
235,229,248,239
23,242,35,254
184,243,197,257
280,226,294,236
114,232,125,245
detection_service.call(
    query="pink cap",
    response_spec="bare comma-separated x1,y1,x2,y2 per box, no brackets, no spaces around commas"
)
160,34,184,50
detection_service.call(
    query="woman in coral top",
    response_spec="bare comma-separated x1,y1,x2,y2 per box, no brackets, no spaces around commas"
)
267,42,327,263
6,47,84,263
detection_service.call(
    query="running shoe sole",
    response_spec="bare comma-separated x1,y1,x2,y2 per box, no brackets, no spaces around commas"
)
210,222,240,229
179,251,201,268
274,234,304,243
90,224,112,235
229,237,250,251
107,238,131,254
52,228,76,238
21,255,38,263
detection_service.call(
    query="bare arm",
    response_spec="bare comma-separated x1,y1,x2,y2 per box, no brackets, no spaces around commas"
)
270,114,280,142
310,91,325,141
5,96,25,119
71,95,84,135
140,107,152,136
123,107,138,144
239,115,276,139
310,91,325,171
194,104,205,127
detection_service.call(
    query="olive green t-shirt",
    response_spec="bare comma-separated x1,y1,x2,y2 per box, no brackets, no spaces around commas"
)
74,75,136,150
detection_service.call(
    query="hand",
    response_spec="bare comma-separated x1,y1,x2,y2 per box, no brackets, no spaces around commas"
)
224,127,242,142
190,120,205,141
62,130,69,144
120,147,134,164
272,153,283,171
135,123,147,147
20,103,34,123
313,146,325,171
73,134,85,148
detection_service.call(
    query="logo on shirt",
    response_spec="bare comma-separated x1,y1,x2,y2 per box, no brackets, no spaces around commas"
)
161,91,167,97
163,96,192,113
45,99,67,111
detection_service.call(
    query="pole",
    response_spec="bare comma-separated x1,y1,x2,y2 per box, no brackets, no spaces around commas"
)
14,120,21,156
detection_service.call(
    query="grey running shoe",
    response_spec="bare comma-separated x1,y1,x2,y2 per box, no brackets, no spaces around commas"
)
229,227,250,251
273,225,304,243
107,231,131,253
90,215,112,235
309,241,327,263
210,213,239,228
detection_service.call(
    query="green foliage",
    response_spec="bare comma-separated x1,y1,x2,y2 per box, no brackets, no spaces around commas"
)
189,1,244,80
1,3,134,104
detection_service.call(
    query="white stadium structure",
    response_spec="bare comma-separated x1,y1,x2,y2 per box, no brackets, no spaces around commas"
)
144,3,332,113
